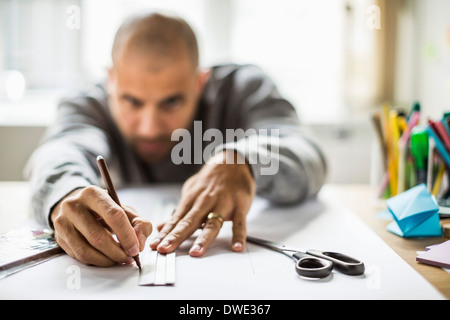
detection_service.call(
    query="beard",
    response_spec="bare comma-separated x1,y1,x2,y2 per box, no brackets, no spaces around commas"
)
128,135,177,163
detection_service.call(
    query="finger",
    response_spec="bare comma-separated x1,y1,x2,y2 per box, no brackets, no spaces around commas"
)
149,190,198,249
149,214,181,250
231,194,253,252
157,222,165,232
54,231,74,257
68,233,118,267
123,205,153,251
231,210,247,252
54,215,117,267
156,207,206,253
55,232,116,266
189,214,223,257
189,195,233,257
61,196,131,263
156,190,216,253
157,186,218,253
80,186,140,257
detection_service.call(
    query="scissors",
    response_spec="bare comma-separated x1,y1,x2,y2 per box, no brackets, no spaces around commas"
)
246,236,365,279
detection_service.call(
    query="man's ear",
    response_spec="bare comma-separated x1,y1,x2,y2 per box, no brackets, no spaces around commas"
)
196,68,211,93
106,66,116,94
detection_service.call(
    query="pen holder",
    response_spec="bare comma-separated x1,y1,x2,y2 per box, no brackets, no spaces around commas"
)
371,103,450,202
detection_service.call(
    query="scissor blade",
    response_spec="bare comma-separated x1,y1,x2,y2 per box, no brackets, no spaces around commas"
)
246,236,295,253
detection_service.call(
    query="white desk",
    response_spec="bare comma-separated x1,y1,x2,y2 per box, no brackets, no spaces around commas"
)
0,183,445,300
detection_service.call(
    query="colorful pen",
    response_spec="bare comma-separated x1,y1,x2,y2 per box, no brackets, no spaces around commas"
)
410,127,429,185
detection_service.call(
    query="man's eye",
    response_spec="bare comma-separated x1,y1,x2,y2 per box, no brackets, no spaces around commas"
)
161,96,183,111
124,96,142,108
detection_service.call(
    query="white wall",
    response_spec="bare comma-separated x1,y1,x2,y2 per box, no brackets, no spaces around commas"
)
0,120,375,184
395,0,450,116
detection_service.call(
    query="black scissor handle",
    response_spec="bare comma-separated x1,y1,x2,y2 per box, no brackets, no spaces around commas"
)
307,250,365,276
293,252,333,279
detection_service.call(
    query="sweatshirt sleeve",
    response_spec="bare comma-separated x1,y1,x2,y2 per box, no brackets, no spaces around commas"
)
213,64,327,205
23,86,112,229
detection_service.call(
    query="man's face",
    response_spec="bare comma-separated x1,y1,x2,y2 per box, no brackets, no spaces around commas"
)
107,50,206,163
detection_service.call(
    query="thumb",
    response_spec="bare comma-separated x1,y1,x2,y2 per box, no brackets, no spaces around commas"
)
123,205,153,251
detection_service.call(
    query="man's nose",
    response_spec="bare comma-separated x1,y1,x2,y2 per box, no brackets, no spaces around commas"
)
136,106,165,138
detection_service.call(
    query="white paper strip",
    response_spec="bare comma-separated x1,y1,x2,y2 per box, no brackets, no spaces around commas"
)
165,252,176,285
138,250,176,286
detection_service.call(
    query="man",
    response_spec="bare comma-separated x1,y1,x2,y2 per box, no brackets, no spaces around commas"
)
25,12,326,267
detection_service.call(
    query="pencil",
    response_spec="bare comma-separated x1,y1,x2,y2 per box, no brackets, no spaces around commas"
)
382,104,397,196
371,111,387,170
388,109,399,196
432,162,445,197
96,155,142,271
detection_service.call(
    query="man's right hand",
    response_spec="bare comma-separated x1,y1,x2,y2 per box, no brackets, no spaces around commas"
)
50,186,152,267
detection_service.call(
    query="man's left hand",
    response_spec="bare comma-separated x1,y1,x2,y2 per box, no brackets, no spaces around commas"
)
149,150,256,256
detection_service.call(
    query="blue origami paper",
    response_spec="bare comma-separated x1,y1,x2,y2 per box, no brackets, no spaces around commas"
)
386,183,442,238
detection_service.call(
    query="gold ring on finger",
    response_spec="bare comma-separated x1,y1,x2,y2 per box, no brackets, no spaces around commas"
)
206,212,224,226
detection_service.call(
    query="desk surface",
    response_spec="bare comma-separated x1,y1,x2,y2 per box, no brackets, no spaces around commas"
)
327,184,450,299
0,182,448,299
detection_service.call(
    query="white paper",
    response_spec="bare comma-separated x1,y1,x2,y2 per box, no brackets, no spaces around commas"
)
0,185,445,299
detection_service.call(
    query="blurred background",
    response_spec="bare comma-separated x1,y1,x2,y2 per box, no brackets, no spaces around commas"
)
0,0,449,184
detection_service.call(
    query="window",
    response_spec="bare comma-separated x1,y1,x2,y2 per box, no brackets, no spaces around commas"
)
229,0,346,123
1,0,375,125
1,0,82,89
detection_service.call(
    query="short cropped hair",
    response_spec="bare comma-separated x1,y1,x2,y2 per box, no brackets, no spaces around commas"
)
111,11,199,68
